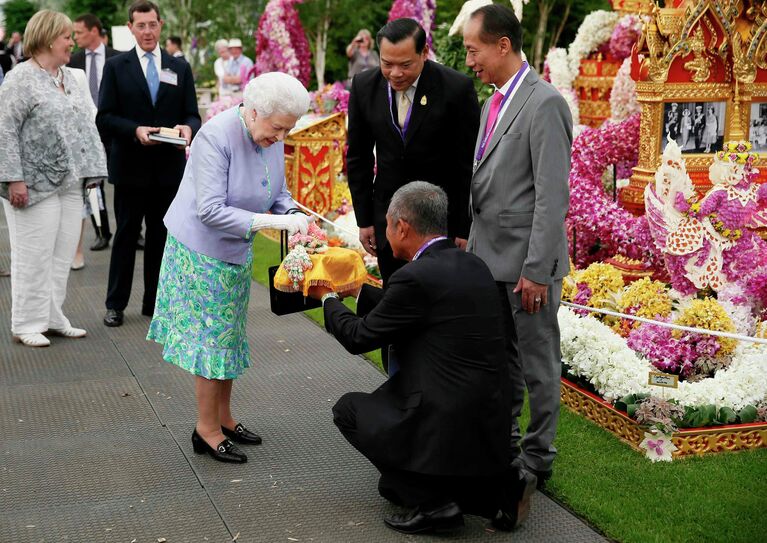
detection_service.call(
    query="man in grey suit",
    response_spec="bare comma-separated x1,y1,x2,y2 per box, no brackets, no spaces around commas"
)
463,4,572,486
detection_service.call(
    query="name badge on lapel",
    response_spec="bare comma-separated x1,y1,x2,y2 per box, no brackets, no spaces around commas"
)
159,69,178,86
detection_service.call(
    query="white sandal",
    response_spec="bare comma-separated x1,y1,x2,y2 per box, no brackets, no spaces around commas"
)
47,327,87,338
13,333,51,347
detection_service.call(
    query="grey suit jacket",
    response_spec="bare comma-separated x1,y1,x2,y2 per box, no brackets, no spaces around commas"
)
467,68,573,285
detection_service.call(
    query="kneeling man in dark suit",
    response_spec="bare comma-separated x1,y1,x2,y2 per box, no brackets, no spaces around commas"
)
309,181,536,535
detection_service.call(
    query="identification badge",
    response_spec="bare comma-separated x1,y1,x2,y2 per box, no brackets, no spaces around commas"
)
159,69,178,86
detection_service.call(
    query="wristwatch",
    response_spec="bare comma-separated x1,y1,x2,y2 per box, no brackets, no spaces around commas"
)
321,292,339,304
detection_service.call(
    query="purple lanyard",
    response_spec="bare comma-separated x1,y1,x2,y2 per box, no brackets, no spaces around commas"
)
412,236,448,261
475,62,528,162
388,84,414,141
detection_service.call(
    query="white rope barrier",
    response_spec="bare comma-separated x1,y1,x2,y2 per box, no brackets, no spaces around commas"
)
561,301,767,346
293,201,359,237
289,204,767,347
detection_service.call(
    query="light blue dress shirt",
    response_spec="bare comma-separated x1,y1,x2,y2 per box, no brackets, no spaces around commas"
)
164,106,295,265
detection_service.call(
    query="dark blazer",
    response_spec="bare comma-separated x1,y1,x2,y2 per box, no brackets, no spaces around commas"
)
324,240,511,477
96,48,201,187
346,61,480,243
68,45,119,71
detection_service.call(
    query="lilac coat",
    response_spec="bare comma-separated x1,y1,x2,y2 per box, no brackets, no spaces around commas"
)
164,106,295,264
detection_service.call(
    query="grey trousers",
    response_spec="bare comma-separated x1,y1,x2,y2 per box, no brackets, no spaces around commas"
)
497,280,563,473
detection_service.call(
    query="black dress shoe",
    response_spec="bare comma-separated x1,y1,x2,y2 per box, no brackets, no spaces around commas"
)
222,423,262,445
529,467,552,489
384,502,464,534
103,309,124,327
192,429,247,463
511,457,552,489
90,234,111,251
491,467,538,531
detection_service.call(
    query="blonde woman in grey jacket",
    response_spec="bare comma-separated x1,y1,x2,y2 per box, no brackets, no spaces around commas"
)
0,10,107,347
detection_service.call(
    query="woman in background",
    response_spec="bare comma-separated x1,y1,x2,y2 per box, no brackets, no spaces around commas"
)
0,10,107,347
346,29,378,84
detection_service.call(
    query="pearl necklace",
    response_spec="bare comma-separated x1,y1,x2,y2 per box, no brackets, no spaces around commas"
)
33,58,64,88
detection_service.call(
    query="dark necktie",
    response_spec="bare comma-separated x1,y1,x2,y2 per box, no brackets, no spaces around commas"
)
88,51,98,105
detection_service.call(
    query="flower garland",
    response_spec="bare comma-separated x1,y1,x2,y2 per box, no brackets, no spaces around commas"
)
609,57,641,122
308,82,350,115
388,0,437,54
254,0,312,87
608,14,644,61
543,48,580,125
567,113,662,273
565,10,620,89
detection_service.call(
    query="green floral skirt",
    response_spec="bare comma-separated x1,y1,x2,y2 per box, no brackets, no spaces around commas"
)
147,235,252,379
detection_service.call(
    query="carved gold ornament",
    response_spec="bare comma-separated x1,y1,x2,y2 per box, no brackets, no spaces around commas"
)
561,379,767,457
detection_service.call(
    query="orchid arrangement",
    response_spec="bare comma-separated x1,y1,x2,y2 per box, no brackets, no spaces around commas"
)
567,10,621,87
388,0,437,55
205,95,240,121
567,113,663,273
308,82,350,115
609,57,641,122
608,14,645,61
254,0,312,87
559,305,767,418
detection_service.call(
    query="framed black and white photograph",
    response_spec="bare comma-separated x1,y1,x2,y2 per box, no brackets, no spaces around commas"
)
661,101,726,154
748,102,767,152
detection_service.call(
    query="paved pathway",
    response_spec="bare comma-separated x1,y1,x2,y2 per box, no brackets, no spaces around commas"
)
0,203,605,542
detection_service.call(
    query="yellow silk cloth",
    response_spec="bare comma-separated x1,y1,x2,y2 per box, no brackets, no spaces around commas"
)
273,247,368,296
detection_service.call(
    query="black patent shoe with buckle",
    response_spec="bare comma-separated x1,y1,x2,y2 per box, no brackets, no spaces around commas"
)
222,423,263,445
192,429,247,463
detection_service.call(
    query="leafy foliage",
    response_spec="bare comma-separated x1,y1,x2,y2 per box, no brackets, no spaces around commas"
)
2,0,38,35
297,0,389,88
63,0,125,31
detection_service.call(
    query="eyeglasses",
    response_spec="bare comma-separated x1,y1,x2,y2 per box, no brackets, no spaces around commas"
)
134,22,160,31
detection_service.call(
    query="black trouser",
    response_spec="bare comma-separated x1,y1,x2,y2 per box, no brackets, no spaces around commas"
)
333,392,503,516
88,181,111,239
105,184,176,312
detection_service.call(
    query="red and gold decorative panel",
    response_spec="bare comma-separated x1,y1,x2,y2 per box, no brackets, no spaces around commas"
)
284,112,347,216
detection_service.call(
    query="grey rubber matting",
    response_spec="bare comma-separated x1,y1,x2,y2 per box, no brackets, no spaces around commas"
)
0,197,606,542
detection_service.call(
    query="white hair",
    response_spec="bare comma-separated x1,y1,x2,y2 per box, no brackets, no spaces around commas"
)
243,72,310,119
214,39,229,52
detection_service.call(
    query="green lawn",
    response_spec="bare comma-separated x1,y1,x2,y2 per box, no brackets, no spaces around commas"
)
252,234,767,543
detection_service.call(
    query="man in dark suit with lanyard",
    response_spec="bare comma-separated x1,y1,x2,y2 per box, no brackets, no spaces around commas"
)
346,18,480,286
69,13,118,251
97,0,200,327
309,182,536,534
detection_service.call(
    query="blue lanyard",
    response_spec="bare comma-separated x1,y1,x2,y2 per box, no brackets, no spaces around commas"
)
387,84,414,141
475,62,528,162
412,236,448,261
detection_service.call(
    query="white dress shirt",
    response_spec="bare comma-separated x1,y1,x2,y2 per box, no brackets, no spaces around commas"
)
84,42,106,88
135,43,162,79
495,63,530,122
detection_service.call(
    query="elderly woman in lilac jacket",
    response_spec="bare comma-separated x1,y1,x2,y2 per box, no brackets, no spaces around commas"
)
148,72,310,464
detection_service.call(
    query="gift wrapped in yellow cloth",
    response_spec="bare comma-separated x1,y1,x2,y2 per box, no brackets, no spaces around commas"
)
273,246,368,296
